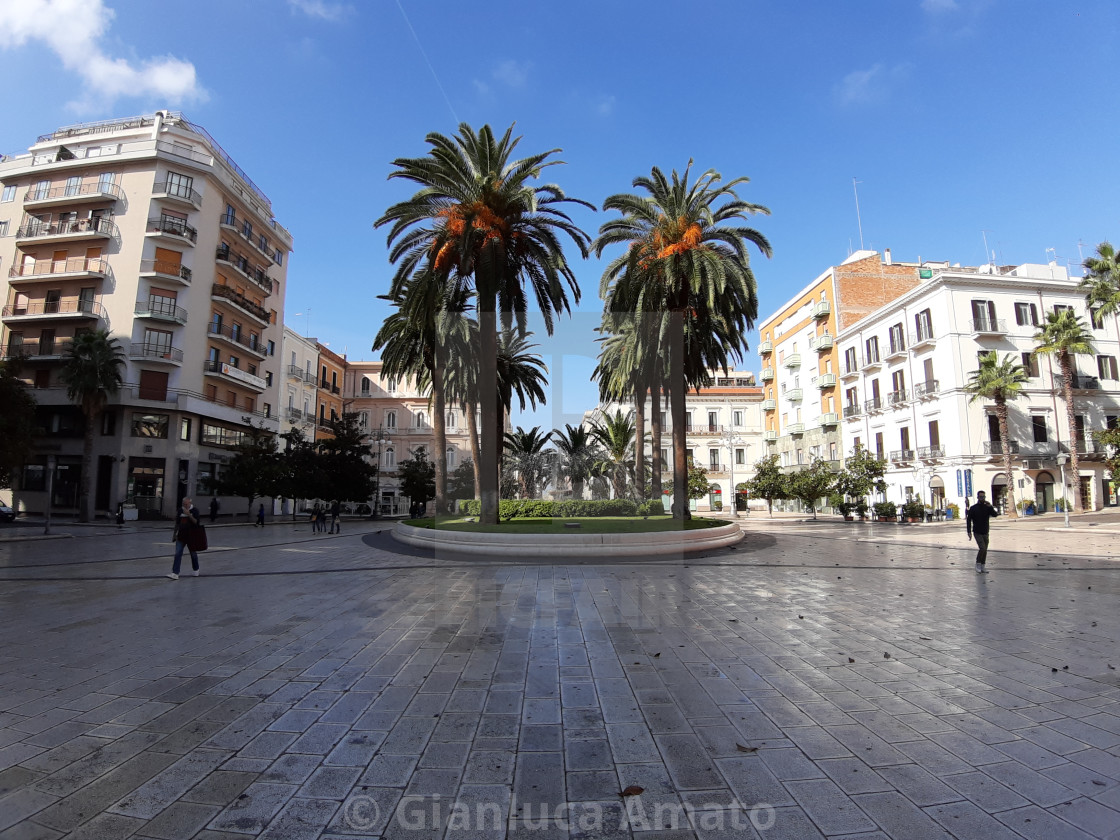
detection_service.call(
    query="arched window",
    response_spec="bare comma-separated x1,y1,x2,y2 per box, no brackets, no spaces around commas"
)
385,411,396,429
360,377,370,396
384,447,396,469
415,411,427,429
387,377,397,393
446,447,456,468
447,411,456,428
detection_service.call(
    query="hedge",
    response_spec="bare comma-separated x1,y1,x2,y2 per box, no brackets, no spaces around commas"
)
457,499,639,518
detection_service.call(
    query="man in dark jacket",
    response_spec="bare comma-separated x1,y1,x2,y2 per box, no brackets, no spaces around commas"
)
168,497,202,580
966,490,999,573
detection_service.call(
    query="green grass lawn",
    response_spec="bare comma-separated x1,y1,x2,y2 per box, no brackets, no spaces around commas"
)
403,516,726,534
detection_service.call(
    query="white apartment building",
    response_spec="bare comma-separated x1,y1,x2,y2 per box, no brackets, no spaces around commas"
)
585,372,764,511
835,261,1119,512
0,112,291,518
279,326,319,441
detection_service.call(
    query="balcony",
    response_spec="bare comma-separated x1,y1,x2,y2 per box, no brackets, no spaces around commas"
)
886,341,907,360
913,380,939,399
843,404,861,419
890,449,915,462
202,359,267,391
3,299,106,322
129,342,183,365
812,300,831,319
909,326,935,350
917,446,945,460
287,407,304,423
140,258,192,286
153,178,202,209
134,299,188,325
761,398,776,411
862,354,882,372
146,215,197,245
813,334,834,352
887,389,908,407
970,318,1007,336
787,388,803,401
817,373,837,389
983,440,1020,455
287,364,305,380
686,424,725,435
215,245,274,294
1071,375,1100,391
207,322,267,358
3,337,72,360
784,353,801,369
1060,440,1101,456
758,340,773,355
841,366,861,381
24,181,124,208
787,423,805,435
16,216,118,244
763,430,778,441
706,464,730,475
760,367,774,381
864,397,883,413
819,412,839,426
211,283,270,324
8,256,108,282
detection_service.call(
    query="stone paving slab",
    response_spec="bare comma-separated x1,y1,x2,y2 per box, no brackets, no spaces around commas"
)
1,521,1120,837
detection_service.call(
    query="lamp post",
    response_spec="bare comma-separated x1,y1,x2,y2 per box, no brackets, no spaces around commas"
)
1056,453,1071,529
721,407,743,518
370,423,386,518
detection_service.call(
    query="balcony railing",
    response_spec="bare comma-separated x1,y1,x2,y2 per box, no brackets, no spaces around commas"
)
970,318,1006,335
813,334,834,352
784,353,801,368
913,379,939,398
332,384,341,395
910,326,935,348
16,216,118,240
129,343,183,363
887,389,908,406
761,398,776,411
706,464,730,474
1071,375,1100,390
787,388,803,401
9,256,108,279
760,368,774,381
140,258,192,283
686,424,725,435
208,322,266,355
864,397,883,413
890,449,915,461
762,430,778,441
1060,440,1099,455
841,364,860,379
886,340,907,359
153,178,202,207
843,404,861,419
812,300,831,318
287,364,304,379
817,373,837,389
24,181,124,204
983,440,1020,455
215,244,273,293
3,337,73,359
3,299,106,319
202,359,267,389
917,446,945,459
135,299,188,324
758,340,773,354
211,283,270,322
787,423,805,435
862,354,882,370
147,215,197,243
819,412,840,426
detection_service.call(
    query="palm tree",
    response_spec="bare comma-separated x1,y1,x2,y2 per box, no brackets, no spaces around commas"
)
497,328,548,429
1081,241,1120,333
596,163,769,518
591,409,636,500
553,424,599,499
965,352,1028,518
59,329,124,521
376,123,591,525
1035,309,1097,512
503,426,553,499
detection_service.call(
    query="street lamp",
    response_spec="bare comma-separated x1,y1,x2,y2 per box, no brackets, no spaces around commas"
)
721,406,743,518
1056,453,1071,529
370,423,388,519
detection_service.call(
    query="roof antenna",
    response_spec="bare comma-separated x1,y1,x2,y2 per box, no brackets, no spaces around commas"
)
981,230,994,268
852,178,865,251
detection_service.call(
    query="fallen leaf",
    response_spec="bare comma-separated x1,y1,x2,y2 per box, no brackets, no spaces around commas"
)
798,615,804,620
736,744,758,753
653,653,661,658
620,786,644,797
848,657,856,664
883,653,891,659
919,636,932,641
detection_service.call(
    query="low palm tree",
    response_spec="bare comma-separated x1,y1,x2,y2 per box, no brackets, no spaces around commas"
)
503,426,553,499
591,409,636,500
1034,309,1096,512
60,329,124,521
553,424,599,499
965,352,1028,518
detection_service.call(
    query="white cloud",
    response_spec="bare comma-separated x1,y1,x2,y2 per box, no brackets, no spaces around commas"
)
288,0,352,22
492,60,530,89
595,95,616,117
0,0,205,107
834,63,910,107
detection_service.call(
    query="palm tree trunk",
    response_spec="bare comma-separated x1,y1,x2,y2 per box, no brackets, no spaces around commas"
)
650,377,663,498
632,375,646,501
465,399,481,499
669,309,689,520
79,409,96,522
996,399,1018,518
1061,354,1084,512
479,303,500,525
431,345,447,516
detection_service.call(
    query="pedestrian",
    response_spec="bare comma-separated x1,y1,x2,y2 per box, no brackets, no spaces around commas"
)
330,499,341,534
209,496,220,523
256,503,265,527
312,502,322,533
966,490,999,573
167,497,204,580
116,503,125,529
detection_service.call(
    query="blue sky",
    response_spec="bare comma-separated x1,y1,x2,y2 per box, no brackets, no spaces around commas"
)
1,0,1117,433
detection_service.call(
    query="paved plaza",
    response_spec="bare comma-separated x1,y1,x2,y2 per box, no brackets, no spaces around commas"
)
1,516,1119,839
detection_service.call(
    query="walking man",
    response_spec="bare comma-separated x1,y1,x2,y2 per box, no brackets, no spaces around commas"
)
256,503,265,527
209,496,220,523
168,497,203,580
329,499,341,534
966,490,999,573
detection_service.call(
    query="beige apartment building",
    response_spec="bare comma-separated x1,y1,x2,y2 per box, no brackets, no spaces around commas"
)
0,111,291,518
279,326,319,441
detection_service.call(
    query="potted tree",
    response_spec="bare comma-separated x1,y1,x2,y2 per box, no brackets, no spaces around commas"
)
855,500,869,521
873,501,897,522
902,499,925,523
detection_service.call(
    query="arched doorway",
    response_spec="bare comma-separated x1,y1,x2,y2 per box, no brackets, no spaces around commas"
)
929,476,945,509
991,473,1008,513
708,484,723,512
1034,471,1054,513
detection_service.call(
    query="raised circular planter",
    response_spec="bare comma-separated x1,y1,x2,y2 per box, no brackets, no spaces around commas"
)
392,520,743,558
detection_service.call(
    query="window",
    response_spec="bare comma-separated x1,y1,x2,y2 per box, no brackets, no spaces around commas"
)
709,448,719,469
274,248,283,265
21,463,46,491
415,411,427,428
1014,302,1039,326
1,185,15,202
844,347,858,373
735,448,745,465
0,221,7,237
447,411,457,428
845,386,858,407
267,340,275,356
384,448,396,469
201,423,247,447
661,448,669,466
1053,304,1073,315
447,448,456,469
101,412,116,436
387,377,397,393
131,414,169,438
1021,352,1040,378
165,171,194,200
1098,355,1118,380
928,421,940,448
265,372,273,386
180,418,192,440
361,377,371,395
865,336,880,364
888,323,905,354
263,403,271,418
196,463,219,495
874,432,884,459
242,219,253,240
900,427,911,451
707,411,717,430
1032,415,1047,444
971,299,997,329
891,370,906,396
733,410,743,426
385,411,397,429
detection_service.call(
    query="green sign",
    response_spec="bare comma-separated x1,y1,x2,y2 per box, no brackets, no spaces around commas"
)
919,268,933,279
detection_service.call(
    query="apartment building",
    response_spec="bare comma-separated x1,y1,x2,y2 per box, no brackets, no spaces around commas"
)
343,360,474,516
0,111,291,518
314,342,346,439
835,261,1120,511
757,250,924,473
585,372,764,511
279,326,318,440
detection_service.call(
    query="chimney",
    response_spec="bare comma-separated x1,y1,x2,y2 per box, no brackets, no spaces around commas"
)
883,248,892,265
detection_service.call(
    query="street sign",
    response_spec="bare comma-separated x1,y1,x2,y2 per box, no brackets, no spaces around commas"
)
964,469,973,497
956,469,962,497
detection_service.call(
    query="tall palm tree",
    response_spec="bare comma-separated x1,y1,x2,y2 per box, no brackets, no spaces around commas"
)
553,424,600,499
497,328,548,427
1035,309,1096,512
59,329,124,521
965,352,1028,518
591,409,636,500
503,426,553,499
442,316,482,499
376,123,591,525
596,163,769,518
1081,241,1120,333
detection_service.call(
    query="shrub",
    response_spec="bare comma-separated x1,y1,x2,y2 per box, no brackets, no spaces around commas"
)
945,502,960,519
873,501,897,519
637,500,667,516
902,500,925,519
453,499,639,518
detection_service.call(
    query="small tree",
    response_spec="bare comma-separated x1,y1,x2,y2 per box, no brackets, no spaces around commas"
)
276,428,324,517
743,454,787,517
1095,427,1120,495
398,449,435,511
787,458,837,520
317,413,378,505
835,445,887,512
687,459,711,502
0,363,37,492
448,459,476,502
218,425,281,520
